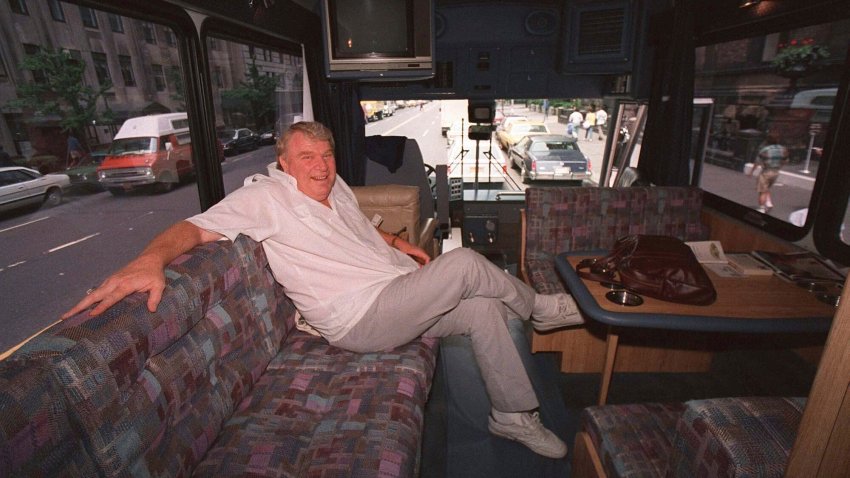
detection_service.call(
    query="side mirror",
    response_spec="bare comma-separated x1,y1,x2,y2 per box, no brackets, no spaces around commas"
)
164,142,173,152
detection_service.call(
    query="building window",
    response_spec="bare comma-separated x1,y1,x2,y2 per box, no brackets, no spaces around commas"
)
0,52,10,82
209,37,218,51
79,6,98,28
164,29,176,46
22,44,46,83
118,55,135,86
108,14,124,33
152,64,166,91
91,52,110,86
9,0,28,15
47,0,64,21
141,22,157,44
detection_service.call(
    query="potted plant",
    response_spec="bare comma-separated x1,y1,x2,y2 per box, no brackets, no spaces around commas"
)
771,38,830,86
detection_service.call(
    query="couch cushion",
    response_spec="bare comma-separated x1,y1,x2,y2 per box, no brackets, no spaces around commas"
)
194,333,439,477
9,235,294,476
668,397,805,478
581,402,686,478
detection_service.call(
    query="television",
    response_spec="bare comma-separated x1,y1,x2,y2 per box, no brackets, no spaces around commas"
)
321,0,435,80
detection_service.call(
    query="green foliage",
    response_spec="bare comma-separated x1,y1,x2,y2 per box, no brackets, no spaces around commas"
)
221,60,278,127
771,38,830,74
7,48,113,134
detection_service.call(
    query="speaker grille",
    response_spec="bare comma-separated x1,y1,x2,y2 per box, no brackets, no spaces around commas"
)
577,8,625,56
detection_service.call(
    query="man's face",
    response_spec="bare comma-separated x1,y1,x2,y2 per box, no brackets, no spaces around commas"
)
278,131,336,206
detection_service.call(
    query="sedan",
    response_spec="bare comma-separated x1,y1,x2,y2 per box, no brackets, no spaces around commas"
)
496,121,549,151
218,128,259,156
65,145,109,192
509,134,591,183
0,166,70,213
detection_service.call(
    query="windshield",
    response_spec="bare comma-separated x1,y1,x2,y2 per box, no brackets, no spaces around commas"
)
109,137,157,155
217,129,236,141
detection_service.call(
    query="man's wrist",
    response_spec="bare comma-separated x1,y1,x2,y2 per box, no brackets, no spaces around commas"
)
391,235,399,248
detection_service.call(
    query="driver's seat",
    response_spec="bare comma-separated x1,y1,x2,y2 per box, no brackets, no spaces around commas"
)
364,137,440,257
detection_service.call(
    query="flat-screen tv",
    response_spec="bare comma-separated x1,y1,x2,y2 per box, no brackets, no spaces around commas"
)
321,0,434,80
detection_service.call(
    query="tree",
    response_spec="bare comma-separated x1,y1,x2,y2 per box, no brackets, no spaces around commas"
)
221,60,278,128
7,48,114,138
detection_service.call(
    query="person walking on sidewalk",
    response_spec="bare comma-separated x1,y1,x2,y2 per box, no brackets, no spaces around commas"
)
595,106,608,141
584,108,597,141
568,109,583,139
749,134,788,213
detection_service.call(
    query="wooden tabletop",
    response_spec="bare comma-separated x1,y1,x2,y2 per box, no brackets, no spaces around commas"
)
556,253,837,332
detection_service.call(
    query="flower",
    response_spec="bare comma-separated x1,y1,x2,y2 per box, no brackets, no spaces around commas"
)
771,38,830,74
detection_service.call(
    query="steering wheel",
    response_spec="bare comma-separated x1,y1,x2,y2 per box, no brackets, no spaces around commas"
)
424,164,437,197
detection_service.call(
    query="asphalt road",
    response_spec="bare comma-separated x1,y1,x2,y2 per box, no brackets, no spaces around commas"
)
0,145,277,353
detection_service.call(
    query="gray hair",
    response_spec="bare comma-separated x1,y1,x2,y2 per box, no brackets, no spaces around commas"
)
276,121,335,158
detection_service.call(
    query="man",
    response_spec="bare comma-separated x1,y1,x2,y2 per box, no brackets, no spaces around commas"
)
584,108,597,141
64,122,581,459
749,134,788,213
568,109,583,139
595,106,608,141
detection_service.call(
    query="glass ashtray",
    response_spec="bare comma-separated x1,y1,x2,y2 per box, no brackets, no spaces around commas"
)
605,290,644,306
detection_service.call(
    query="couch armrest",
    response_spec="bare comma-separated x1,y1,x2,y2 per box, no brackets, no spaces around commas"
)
418,217,439,258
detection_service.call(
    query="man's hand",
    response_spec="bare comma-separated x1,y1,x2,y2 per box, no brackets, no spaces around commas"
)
62,255,166,319
398,241,431,266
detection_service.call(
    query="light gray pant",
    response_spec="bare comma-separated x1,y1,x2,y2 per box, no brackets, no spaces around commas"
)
332,248,539,412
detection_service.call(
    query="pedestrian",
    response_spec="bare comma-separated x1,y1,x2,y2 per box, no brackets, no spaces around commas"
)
749,134,789,213
67,134,85,167
64,121,582,459
0,145,14,167
568,109,583,139
584,108,597,141
595,106,608,141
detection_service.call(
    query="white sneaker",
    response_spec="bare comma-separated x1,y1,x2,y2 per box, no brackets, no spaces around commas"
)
489,410,568,459
531,293,583,331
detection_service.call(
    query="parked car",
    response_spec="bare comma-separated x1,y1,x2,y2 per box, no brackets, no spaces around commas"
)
497,114,527,130
258,128,278,146
218,128,259,156
496,121,549,150
0,166,70,213
65,145,109,192
509,134,591,183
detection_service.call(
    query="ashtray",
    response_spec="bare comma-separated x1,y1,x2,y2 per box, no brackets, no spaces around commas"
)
605,290,644,306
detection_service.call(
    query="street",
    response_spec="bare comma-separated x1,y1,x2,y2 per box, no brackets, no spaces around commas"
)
0,146,277,352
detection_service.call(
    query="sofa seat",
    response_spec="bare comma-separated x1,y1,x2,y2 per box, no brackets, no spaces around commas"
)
195,332,438,477
579,397,806,478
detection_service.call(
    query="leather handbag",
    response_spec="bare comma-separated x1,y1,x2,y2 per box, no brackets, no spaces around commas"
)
576,235,717,305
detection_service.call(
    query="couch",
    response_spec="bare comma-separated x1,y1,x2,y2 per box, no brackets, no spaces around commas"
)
0,185,439,477
574,396,806,478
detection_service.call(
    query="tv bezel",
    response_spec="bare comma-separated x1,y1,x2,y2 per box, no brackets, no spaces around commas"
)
320,0,435,80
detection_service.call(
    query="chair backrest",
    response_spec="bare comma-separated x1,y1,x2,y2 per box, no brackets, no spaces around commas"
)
614,166,646,187
365,138,434,221
352,185,421,244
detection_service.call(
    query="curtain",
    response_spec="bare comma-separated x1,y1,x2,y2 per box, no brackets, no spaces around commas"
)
303,46,366,186
638,0,695,186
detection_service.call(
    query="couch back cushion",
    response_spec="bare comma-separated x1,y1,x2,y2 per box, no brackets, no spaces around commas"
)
4,235,294,477
525,187,709,257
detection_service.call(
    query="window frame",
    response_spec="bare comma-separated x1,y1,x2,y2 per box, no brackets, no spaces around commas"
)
118,55,135,86
9,0,28,15
47,0,64,21
90,51,111,86
79,6,98,28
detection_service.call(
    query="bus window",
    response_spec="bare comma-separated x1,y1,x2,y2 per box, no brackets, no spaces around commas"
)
0,2,198,352
205,36,303,194
695,20,848,232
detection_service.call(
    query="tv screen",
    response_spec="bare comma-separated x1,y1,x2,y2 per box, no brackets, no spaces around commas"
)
321,0,434,80
330,0,413,59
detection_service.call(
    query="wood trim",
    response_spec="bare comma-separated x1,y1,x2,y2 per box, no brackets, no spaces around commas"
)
786,278,850,477
572,431,607,478
598,329,619,405
701,208,797,253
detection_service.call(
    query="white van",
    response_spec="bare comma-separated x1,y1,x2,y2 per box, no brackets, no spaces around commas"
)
97,113,193,195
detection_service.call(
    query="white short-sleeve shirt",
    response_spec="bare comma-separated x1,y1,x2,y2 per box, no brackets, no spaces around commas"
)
187,164,418,342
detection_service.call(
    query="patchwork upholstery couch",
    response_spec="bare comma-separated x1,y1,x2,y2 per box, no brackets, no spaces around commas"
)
574,396,805,478
0,222,438,475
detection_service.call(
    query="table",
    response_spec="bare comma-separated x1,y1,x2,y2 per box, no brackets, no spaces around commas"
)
555,253,837,404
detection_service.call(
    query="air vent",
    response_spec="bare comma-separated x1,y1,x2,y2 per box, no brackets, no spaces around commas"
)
577,8,624,56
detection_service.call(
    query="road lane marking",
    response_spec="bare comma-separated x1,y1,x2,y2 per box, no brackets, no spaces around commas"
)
1,260,26,272
46,233,101,254
384,114,423,135
0,216,50,234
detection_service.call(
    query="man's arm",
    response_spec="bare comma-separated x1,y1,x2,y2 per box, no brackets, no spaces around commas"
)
377,229,430,265
62,221,223,319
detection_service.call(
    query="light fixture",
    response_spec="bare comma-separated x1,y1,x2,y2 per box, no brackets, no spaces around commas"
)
739,0,760,8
